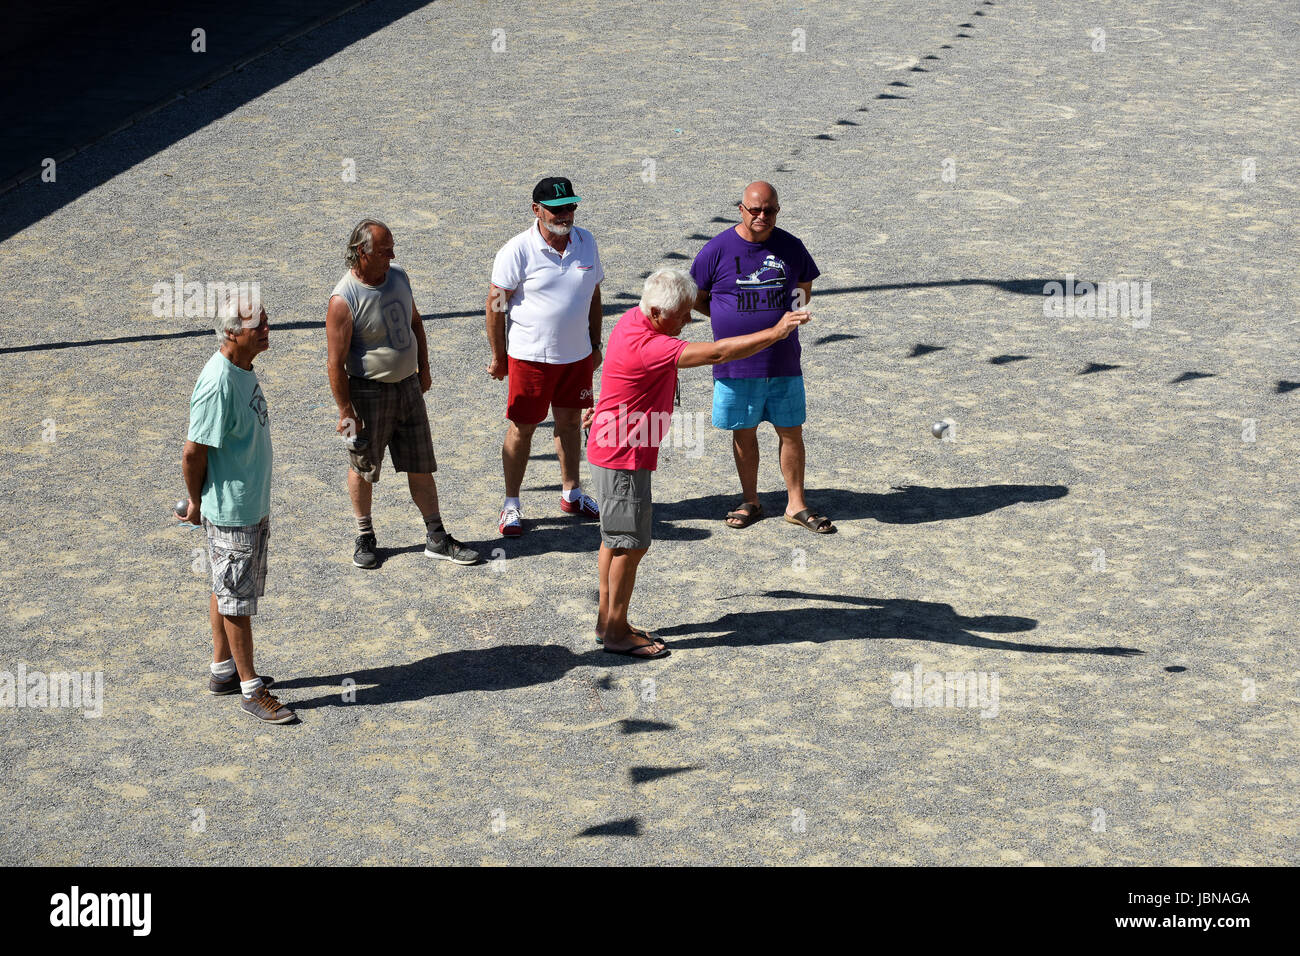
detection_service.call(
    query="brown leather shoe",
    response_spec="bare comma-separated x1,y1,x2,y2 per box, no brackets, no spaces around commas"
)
208,672,274,696
240,686,296,724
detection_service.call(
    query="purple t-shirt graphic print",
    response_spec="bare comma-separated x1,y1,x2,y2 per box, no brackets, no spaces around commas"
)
690,226,820,380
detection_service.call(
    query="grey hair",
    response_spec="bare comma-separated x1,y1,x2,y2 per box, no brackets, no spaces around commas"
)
345,218,390,267
639,267,698,317
215,286,263,343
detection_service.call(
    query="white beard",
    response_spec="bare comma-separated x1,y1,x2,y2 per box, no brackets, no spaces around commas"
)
543,222,572,237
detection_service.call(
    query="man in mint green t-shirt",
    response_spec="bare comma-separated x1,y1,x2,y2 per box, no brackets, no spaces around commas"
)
178,295,294,725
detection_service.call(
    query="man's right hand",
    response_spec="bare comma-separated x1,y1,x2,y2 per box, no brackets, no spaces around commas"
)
774,310,811,339
487,355,508,380
175,498,202,526
337,406,360,438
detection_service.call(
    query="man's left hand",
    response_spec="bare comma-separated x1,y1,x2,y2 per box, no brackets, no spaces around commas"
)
419,368,432,393
591,346,602,370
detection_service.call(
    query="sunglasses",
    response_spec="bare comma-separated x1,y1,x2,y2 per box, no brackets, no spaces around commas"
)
739,203,779,217
541,203,578,215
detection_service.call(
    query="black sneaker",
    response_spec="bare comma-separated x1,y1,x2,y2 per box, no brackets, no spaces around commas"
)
354,532,378,569
425,533,479,565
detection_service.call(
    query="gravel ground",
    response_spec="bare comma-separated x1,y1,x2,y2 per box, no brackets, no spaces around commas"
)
0,0,1296,865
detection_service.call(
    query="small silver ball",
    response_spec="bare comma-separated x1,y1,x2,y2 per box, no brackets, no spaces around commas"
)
931,421,949,439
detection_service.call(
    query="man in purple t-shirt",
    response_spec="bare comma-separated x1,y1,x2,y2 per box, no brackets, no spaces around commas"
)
689,181,835,534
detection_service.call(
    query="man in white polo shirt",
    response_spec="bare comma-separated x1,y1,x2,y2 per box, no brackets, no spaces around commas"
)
485,176,604,536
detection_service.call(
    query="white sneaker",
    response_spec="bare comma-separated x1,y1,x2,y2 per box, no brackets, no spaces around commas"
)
498,505,523,537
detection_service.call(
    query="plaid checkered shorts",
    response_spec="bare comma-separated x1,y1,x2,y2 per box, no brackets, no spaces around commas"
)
204,517,269,616
347,374,437,481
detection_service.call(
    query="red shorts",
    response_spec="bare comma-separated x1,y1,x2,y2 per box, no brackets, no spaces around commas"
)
507,355,595,424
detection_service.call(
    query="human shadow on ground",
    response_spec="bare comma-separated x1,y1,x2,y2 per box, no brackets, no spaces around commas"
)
369,537,498,568
655,484,1067,526
275,591,1139,710
657,590,1143,657
814,278,1069,298
0,309,481,356
368,523,608,562
277,643,641,711
491,512,710,559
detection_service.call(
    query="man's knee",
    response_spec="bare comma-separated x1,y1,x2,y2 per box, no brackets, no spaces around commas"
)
610,546,649,559
507,420,538,442
552,408,582,436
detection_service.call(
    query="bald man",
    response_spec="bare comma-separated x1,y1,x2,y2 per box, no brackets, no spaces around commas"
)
689,182,834,534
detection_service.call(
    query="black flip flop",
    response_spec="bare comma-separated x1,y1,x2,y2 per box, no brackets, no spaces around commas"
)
602,637,670,660
595,626,656,645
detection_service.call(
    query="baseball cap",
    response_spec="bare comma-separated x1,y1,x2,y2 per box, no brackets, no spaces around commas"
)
533,177,581,207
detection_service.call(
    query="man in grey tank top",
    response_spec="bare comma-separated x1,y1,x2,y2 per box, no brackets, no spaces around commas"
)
326,219,479,569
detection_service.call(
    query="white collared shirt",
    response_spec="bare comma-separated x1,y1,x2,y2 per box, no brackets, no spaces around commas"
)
491,222,604,364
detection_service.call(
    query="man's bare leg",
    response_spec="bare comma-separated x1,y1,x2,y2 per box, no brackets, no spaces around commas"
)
407,471,441,518
774,425,809,516
553,406,583,493
502,420,538,499
348,467,374,518
601,546,662,652
220,612,256,683
597,542,612,637
210,593,228,664
726,426,762,526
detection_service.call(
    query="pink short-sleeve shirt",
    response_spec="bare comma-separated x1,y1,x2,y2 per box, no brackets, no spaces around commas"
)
586,307,688,472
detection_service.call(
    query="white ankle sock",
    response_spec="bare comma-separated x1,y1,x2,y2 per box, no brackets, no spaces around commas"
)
504,496,521,511
562,487,582,503
211,658,236,679
240,677,264,698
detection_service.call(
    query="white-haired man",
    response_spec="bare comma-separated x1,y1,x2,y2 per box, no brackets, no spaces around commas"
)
327,218,478,570
587,268,809,658
178,293,295,724
486,176,604,537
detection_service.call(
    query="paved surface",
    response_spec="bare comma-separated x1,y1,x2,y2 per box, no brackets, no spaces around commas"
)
0,0,1296,865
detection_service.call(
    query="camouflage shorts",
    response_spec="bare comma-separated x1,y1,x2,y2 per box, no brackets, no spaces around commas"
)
204,517,270,616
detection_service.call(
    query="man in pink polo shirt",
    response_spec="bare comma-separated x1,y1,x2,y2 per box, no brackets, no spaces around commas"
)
587,267,810,659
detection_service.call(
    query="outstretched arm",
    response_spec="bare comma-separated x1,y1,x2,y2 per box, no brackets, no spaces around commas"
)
677,310,810,369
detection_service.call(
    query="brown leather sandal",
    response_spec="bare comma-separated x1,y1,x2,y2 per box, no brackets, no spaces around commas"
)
725,501,764,528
